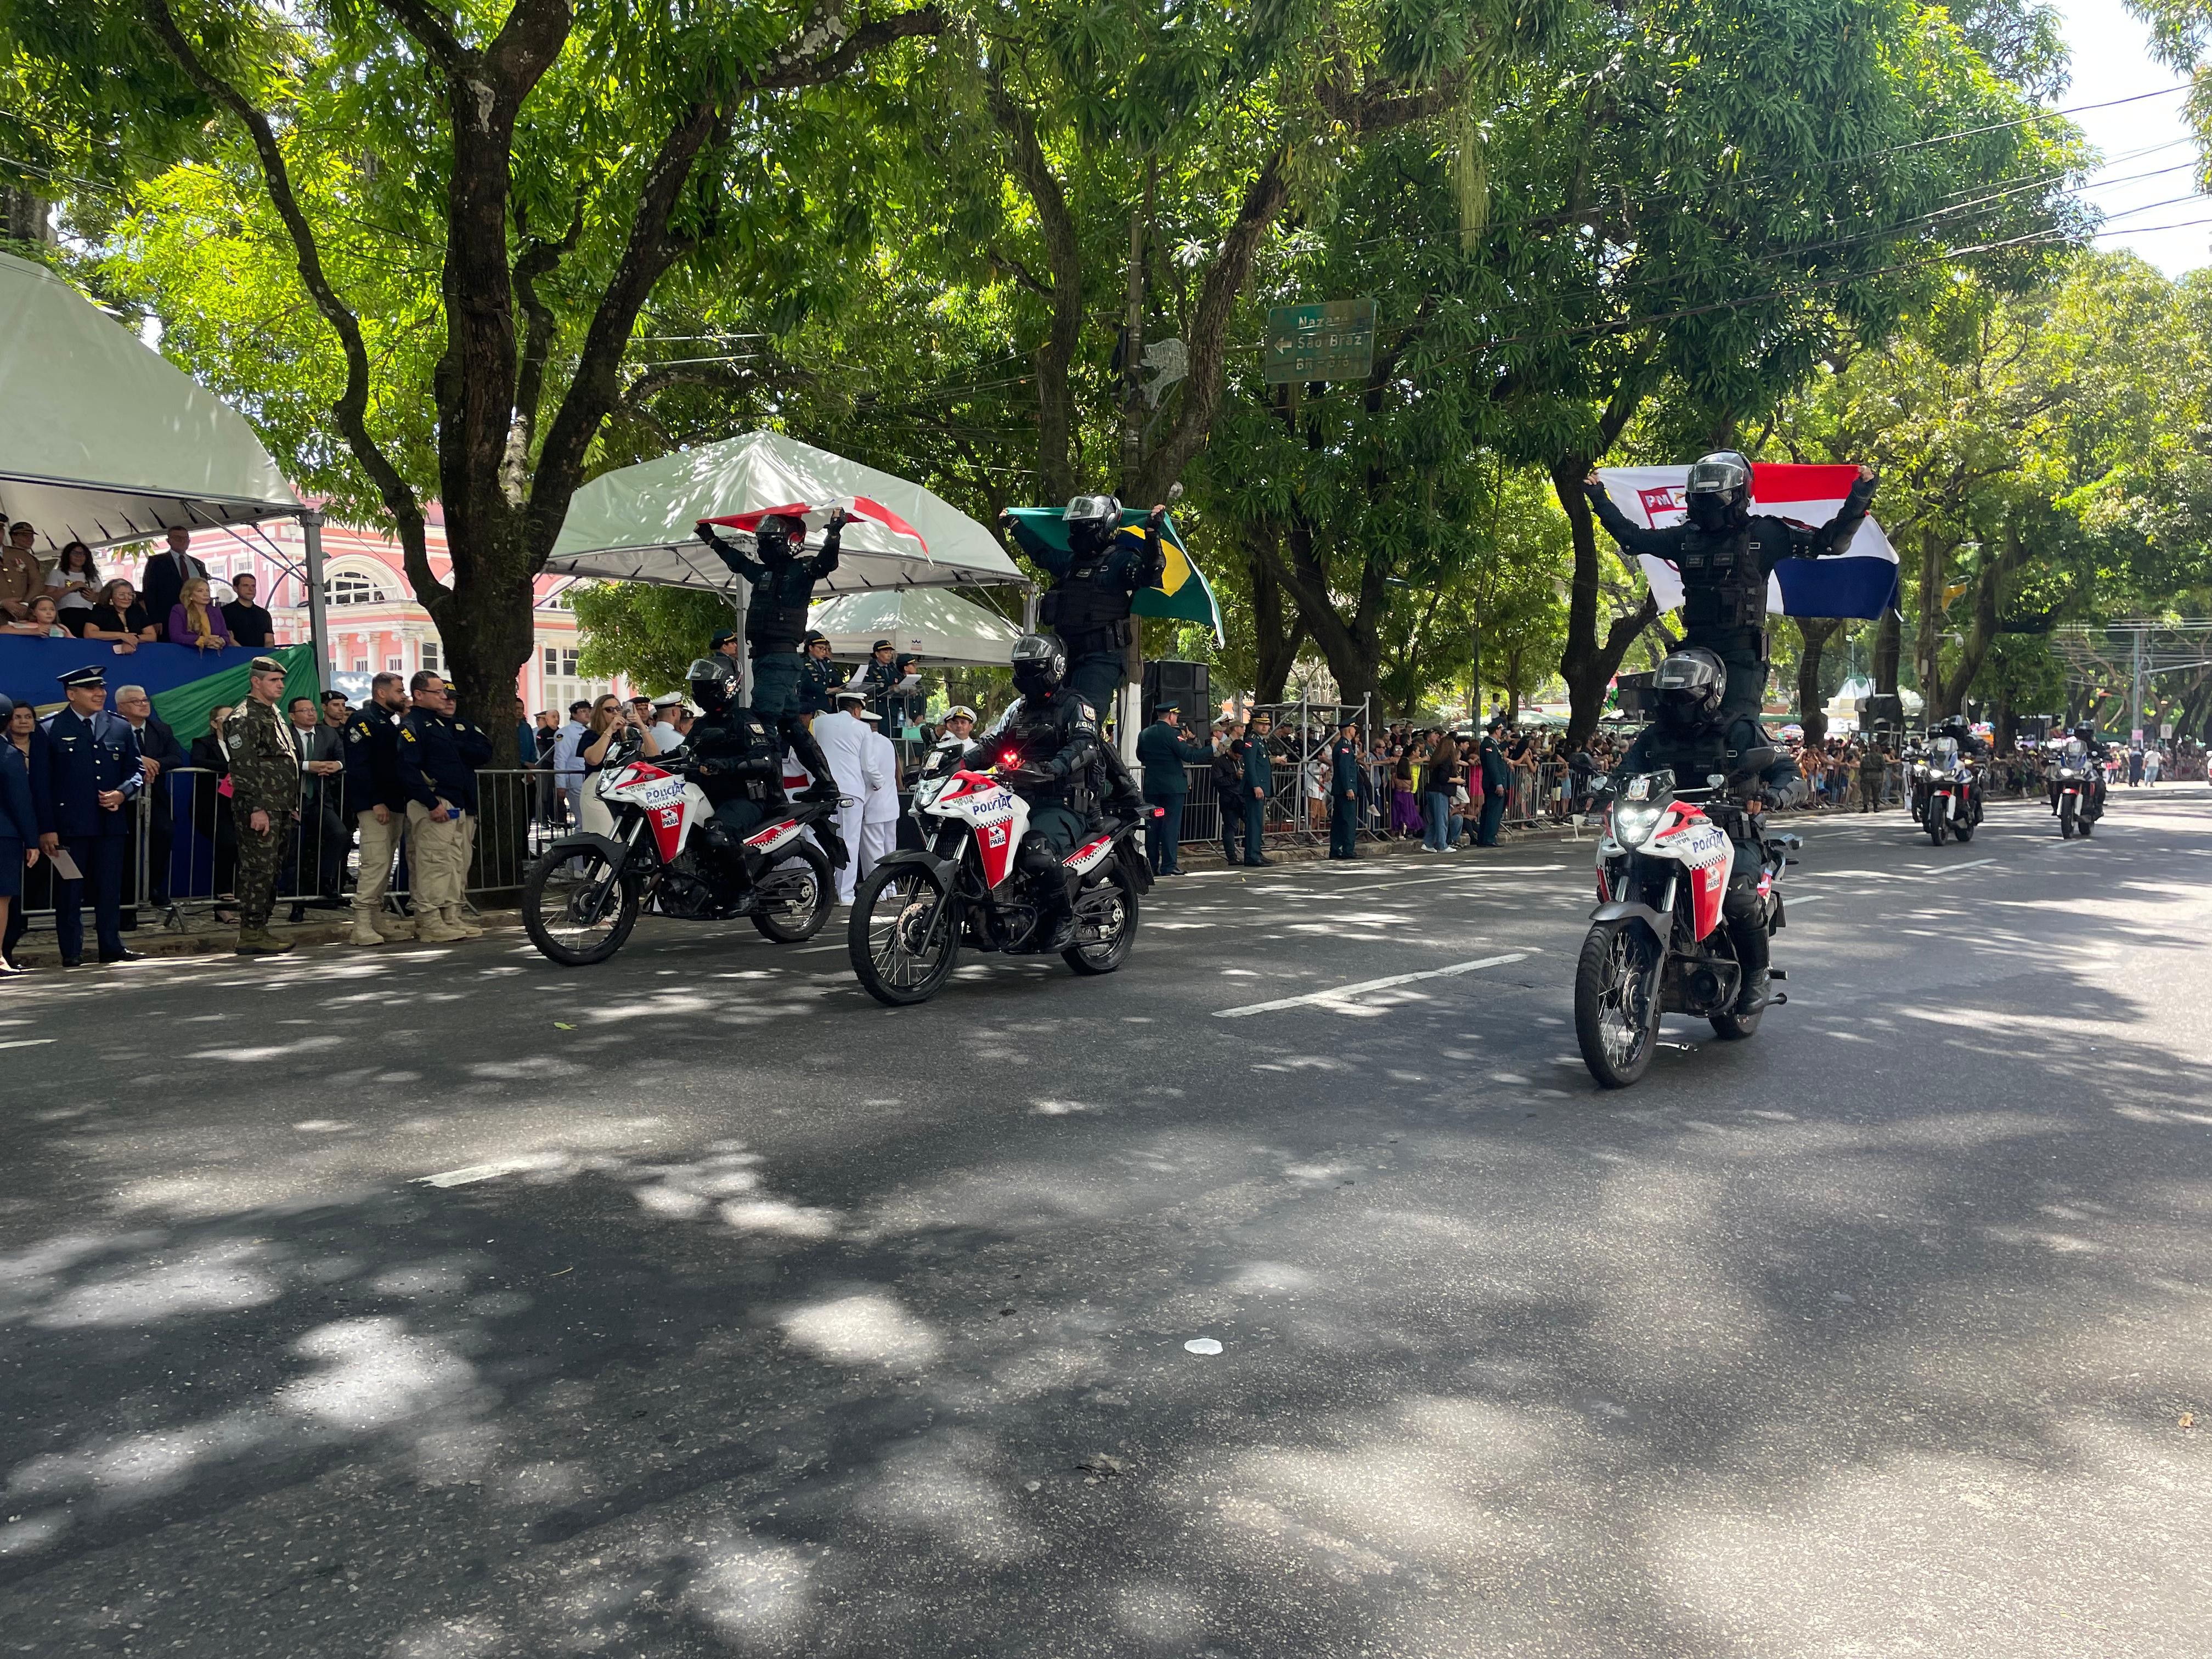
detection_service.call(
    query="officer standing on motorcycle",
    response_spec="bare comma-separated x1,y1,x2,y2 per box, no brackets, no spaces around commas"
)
1584,456,1879,722
695,511,845,801
1610,648,1805,1015
1026,495,1170,710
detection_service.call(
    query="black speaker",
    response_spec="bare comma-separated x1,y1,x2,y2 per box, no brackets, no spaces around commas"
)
1613,670,1657,717
1859,692,1904,737
1142,660,1210,726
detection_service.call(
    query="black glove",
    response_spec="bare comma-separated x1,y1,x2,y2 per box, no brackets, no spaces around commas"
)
695,522,726,548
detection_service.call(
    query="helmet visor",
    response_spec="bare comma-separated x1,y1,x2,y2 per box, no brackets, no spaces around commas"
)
1685,458,1750,498
1062,494,1120,526
1652,652,1723,693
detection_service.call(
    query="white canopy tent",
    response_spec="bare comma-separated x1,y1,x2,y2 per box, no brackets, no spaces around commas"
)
543,430,1022,595
807,588,1022,667
0,251,335,680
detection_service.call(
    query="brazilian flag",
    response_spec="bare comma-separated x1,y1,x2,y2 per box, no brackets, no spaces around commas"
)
1002,507,1225,645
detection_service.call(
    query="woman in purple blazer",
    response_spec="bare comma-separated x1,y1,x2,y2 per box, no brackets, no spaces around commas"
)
167,577,235,651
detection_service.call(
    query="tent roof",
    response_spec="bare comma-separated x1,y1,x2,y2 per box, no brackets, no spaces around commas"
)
808,588,1023,667
0,252,299,555
544,430,1021,593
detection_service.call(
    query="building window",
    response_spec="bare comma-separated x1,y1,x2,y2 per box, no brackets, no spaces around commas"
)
544,646,580,679
324,572,387,606
351,658,369,673
385,656,404,673
421,640,442,674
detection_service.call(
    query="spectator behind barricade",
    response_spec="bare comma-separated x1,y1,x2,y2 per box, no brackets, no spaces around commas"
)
187,703,239,923
553,699,589,828
45,543,98,634
287,694,348,922
114,683,186,913
0,695,44,972
0,521,41,622
1418,734,1456,853
82,579,159,651
399,670,492,943
1391,736,1421,839
343,672,415,946
573,693,661,838
220,572,276,648
4,595,69,637
531,708,560,827
167,577,235,652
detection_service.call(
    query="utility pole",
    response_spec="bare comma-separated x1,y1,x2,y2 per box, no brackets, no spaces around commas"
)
2131,625,2146,743
1115,174,1152,765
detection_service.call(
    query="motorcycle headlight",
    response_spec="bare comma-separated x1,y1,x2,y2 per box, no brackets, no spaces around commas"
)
1612,804,1662,848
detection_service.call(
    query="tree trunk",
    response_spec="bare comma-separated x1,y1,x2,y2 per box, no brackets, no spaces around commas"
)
1873,608,1901,698
1250,541,1304,703
1913,527,1949,719
1551,458,1658,746
1,185,51,243
1504,647,1524,724
1795,616,1842,747
1258,520,1385,712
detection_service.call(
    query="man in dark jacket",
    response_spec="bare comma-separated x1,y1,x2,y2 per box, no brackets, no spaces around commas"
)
1135,701,1209,875
1475,721,1513,847
43,664,145,966
113,682,187,913
1328,722,1364,859
399,672,493,944
343,672,415,945
139,527,210,624
1239,712,1275,867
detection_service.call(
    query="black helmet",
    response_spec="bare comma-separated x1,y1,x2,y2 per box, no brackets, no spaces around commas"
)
2073,721,2095,743
686,656,738,714
1009,632,1068,701
1062,493,1122,555
1684,450,1752,530
756,512,805,562
1651,647,1726,729
0,694,13,723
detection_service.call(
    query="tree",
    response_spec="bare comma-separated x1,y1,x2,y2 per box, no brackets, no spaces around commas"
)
12,0,943,759
568,583,738,699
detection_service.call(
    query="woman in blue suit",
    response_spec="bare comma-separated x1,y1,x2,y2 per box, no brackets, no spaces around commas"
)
0,693,45,974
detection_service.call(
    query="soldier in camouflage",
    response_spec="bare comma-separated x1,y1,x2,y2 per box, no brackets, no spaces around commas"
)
224,656,302,955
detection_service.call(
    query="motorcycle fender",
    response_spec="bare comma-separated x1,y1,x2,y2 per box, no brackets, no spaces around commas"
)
868,847,960,886
1588,900,1669,951
541,832,630,874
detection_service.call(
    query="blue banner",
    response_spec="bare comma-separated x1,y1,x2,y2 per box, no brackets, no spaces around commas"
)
0,636,318,723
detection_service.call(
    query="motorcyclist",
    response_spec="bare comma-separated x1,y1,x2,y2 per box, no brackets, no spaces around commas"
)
1584,454,1880,722
962,633,1141,938
682,658,787,843
695,510,845,801
1610,647,1805,1015
2062,721,2111,817
1025,495,1170,710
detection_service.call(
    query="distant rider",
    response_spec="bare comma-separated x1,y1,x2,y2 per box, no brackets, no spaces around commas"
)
1610,647,1805,1015
1585,455,1878,721
694,510,845,801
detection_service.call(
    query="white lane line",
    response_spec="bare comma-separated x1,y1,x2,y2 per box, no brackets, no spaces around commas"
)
0,1037,56,1051
414,1152,572,1188
1212,951,1532,1018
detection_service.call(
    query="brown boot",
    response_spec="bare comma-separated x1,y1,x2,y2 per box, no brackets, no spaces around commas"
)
346,915,385,947
443,905,486,939
372,910,416,940
235,927,295,956
412,913,470,943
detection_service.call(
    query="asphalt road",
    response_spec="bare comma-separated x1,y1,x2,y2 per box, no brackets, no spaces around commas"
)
2,786,2208,1657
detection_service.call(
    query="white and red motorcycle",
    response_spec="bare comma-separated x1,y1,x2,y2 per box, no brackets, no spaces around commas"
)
520,758,837,965
1575,765,1798,1088
845,757,1154,1006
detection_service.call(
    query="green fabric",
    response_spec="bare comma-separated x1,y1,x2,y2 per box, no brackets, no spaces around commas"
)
1003,507,1224,642
151,644,318,740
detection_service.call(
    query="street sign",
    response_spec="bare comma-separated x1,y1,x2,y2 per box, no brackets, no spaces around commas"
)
1264,298,1376,385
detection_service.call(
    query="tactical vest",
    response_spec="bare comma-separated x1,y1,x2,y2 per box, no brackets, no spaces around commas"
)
1039,557,1133,654
1677,526,1768,632
1645,721,1739,784
1002,695,1094,810
746,557,814,649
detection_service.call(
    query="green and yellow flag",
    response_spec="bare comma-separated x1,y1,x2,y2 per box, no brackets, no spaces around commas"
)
1002,507,1225,645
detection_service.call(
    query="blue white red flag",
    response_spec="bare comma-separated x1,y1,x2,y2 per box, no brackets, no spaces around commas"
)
1591,462,1899,620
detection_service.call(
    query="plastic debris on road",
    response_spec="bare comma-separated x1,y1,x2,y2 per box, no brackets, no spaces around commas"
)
1184,1337,1223,1355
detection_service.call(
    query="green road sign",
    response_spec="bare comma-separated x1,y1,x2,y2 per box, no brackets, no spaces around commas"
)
1263,297,1376,384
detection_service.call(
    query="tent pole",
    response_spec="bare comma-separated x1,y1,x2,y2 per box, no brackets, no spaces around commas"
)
1022,587,1039,633
300,509,332,692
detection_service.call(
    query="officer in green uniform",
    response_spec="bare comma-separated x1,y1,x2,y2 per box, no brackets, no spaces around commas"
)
223,656,302,955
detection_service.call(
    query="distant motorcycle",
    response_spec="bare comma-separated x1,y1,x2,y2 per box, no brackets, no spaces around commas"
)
1575,761,1797,1088
2053,740,2104,840
1916,736,1980,846
521,756,837,964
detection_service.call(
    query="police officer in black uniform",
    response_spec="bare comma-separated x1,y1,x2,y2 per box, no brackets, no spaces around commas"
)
1586,455,1879,723
683,657,787,840
1024,495,1170,710
695,511,844,800
1610,648,1805,1015
44,665,146,966
797,631,843,719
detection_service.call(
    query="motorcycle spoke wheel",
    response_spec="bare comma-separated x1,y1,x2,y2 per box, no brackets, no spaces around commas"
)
521,849,640,966
848,866,960,1007
1575,921,1660,1089
752,845,833,943
1063,868,1138,976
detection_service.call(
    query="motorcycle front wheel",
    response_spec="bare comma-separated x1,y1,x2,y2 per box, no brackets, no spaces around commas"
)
1927,806,1948,847
848,864,961,1007
1575,918,1663,1090
752,841,834,943
2059,795,2078,839
521,847,641,965
1063,864,1138,976
1952,814,1974,843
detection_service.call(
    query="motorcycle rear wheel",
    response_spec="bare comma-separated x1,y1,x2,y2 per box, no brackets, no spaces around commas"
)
1952,817,1974,843
1575,919,1662,1090
752,841,834,943
848,864,961,1007
1063,865,1138,976
521,848,641,966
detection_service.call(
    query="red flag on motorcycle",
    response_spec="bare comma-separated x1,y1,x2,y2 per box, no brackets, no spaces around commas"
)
699,496,929,554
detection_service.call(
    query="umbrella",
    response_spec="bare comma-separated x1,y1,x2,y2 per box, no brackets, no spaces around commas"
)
807,588,1023,666
544,430,1021,592
1000,506,1224,644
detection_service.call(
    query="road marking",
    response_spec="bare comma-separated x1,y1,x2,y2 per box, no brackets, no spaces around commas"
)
1212,952,1532,1018
0,1037,55,1051
414,1152,571,1188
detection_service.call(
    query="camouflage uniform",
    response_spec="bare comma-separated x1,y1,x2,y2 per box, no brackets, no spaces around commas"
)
224,694,301,943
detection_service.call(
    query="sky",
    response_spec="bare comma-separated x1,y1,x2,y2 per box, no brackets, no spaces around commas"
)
2055,0,2208,274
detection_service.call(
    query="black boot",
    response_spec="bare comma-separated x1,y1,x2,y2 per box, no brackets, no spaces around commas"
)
1727,910,1773,1014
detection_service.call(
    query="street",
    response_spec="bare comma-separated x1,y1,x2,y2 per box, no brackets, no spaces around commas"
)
2,788,2209,1657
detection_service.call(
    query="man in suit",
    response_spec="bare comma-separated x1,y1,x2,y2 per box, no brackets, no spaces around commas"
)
1135,701,1208,876
42,664,145,966
140,527,210,623
1475,719,1513,847
287,695,350,919
113,684,188,912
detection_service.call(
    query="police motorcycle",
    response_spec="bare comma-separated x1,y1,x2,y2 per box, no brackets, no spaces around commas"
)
845,746,1156,1008
1913,732,1981,846
518,724,839,967
2053,735,2104,839
1576,754,1798,1088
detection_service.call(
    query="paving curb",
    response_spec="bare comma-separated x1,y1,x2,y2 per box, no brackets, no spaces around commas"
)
7,910,520,970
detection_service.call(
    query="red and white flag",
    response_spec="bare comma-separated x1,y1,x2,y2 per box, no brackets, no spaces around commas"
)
700,495,930,556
